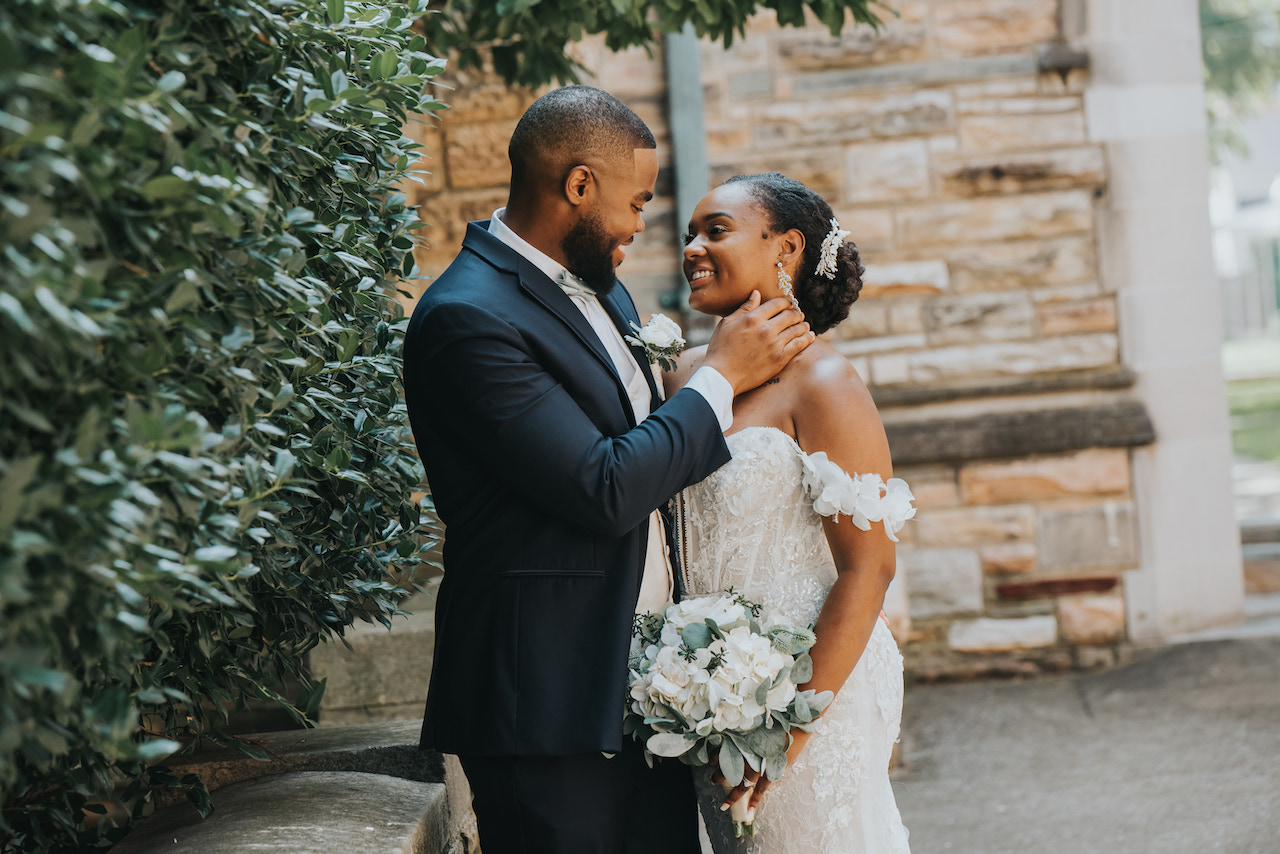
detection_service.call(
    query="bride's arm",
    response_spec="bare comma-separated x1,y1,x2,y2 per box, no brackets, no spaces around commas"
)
739,353,899,811
661,344,708,400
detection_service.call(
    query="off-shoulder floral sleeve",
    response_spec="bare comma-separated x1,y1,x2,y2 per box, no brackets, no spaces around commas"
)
798,451,916,542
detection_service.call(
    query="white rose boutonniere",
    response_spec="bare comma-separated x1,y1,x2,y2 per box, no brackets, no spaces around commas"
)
625,313,686,373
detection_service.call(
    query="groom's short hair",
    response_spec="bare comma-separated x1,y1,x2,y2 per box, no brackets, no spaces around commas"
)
508,86,656,194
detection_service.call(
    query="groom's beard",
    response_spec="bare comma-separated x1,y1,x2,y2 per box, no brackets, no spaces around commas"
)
562,210,619,297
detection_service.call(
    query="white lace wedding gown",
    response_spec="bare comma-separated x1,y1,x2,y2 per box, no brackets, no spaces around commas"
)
678,426,912,854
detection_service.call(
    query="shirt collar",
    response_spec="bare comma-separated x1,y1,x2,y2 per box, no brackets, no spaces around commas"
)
488,208,574,287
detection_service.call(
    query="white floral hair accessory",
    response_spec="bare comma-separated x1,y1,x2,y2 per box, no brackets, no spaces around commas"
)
814,217,851,280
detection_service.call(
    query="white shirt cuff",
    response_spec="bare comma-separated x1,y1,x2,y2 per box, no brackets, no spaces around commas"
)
685,366,734,432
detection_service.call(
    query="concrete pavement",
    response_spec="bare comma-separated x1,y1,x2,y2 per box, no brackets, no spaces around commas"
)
891,626,1280,854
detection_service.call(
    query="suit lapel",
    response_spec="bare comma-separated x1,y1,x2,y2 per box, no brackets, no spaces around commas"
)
601,287,664,412
461,223,659,418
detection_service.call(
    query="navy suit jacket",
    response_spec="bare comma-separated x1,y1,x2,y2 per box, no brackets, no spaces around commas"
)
404,222,731,756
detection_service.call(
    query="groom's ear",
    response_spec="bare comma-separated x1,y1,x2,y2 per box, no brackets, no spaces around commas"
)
564,165,593,207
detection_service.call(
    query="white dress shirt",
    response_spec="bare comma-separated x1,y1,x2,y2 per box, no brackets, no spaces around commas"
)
488,209,734,613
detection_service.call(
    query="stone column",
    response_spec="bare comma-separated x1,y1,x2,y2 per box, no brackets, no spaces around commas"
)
1083,0,1245,639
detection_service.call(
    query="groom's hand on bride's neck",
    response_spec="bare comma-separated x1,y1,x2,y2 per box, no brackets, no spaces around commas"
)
703,290,815,395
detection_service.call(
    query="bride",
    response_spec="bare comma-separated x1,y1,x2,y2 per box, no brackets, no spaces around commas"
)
665,173,913,853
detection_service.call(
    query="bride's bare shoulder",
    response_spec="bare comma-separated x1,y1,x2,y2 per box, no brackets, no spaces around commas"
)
664,344,709,397
790,340,879,421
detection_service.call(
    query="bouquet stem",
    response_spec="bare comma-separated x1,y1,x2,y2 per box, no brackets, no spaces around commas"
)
722,780,757,838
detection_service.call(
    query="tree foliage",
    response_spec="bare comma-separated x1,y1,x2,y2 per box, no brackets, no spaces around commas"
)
0,0,442,848
423,0,889,87
1201,0,1280,160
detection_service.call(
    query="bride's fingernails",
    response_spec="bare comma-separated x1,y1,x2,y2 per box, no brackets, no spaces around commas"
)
720,803,729,811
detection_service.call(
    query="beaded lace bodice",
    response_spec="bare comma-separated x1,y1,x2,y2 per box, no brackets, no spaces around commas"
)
678,426,911,854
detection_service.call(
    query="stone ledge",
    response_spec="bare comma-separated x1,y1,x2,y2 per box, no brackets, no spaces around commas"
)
112,771,447,854
870,367,1136,408
885,400,1155,466
164,720,441,794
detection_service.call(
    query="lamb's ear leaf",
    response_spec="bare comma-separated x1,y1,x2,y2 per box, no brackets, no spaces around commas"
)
647,732,696,758
791,653,813,684
719,736,745,787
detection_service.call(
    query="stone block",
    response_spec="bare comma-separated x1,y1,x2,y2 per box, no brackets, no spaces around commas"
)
996,576,1120,601
844,139,931,204
1059,593,1127,644
913,505,1036,547
958,112,1088,154
948,615,1058,652
871,352,912,386
836,207,895,251
729,70,774,100
947,236,1096,291
922,292,1035,346
443,119,518,190
438,70,540,124
897,191,1094,247
1031,282,1104,304
402,123,446,199
829,301,890,340
898,548,985,618
414,189,509,276
705,122,753,154
892,465,961,508
834,332,926,358
906,333,1119,383
1037,297,1118,335
958,448,1131,505
935,146,1106,197
1038,502,1140,572
980,542,1039,574
956,95,1082,117
775,2,929,71
861,259,951,297
934,0,1059,57
889,299,926,334
312,586,437,725
792,55,1037,96
886,402,1155,467
753,90,952,148
711,150,845,201
953,78,1040,100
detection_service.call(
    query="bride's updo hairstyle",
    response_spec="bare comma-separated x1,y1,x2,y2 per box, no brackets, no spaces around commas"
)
724,173,865,335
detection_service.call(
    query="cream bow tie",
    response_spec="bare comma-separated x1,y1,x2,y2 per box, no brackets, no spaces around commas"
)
557,270,597,300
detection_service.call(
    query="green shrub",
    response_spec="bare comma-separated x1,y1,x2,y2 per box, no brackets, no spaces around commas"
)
0,0,442,848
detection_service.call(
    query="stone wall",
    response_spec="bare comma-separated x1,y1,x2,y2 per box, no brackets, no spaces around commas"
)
383,0,1242,685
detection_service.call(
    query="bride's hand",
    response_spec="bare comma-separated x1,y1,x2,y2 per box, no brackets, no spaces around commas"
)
714,730,814,812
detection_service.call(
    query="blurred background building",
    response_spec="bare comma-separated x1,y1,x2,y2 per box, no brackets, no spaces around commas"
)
316,0,1279,721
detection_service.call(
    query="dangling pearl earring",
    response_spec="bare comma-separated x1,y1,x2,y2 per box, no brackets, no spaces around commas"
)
777,261,801,312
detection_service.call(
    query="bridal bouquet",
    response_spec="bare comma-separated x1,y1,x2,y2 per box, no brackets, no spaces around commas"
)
626,591,834,837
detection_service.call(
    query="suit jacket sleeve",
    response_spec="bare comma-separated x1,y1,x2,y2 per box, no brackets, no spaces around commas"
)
414,298,731,538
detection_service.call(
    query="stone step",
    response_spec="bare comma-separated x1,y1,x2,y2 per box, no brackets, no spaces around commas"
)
310,580,439,727
112,771,449,854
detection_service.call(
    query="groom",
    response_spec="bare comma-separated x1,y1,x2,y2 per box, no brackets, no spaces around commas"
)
403,86,813,853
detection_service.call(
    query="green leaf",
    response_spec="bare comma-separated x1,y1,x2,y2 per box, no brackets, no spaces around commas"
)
646,732,696,758
140,175,192,200
326,0,345,23
718,736,744,786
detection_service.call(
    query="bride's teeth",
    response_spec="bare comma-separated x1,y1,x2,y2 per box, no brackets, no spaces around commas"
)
690,270,713,281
